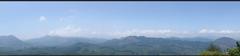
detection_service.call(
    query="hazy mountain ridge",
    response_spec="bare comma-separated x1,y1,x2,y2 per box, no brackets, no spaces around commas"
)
25,35,106,47
213,37,238,52
0,35,238,55
166,37,214,42
102,36,210,55
0,35,30,51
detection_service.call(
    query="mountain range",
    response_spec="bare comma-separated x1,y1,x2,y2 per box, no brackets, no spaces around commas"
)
0,35,238,55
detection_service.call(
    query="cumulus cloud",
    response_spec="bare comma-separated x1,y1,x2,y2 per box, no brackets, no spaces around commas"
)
39,16,47,22
48,26,82,37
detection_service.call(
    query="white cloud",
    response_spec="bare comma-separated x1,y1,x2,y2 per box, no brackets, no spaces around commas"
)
39,16,47,22
45,27,240,38
199,29,212,33
109,29,191,37
108,29,240,38
219,30,235,34
48,26,82,37
198,29,240,34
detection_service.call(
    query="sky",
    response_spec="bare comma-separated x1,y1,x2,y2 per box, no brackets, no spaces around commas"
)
1,2,240,40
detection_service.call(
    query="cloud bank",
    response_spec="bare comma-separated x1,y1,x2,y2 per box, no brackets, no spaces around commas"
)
46,27,240,38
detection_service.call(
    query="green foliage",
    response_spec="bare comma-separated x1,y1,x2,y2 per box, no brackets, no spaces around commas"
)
200,43,223,56
207,43,221,52
200,51,223,56
228,48,240,56
227,42,240,56
237,42,240,48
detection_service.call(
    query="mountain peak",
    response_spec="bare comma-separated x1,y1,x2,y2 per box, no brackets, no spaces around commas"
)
0,35,26,48
213,37,237,52
123,36,147,40
0,35,16,37
43,35,61,38
125,36,146,38
0,35,19,40
216,37,235,41
214,37,237,44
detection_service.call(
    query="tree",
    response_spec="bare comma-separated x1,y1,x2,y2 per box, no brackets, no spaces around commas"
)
207,43,221,52
200,43,223,56
227,42,240,56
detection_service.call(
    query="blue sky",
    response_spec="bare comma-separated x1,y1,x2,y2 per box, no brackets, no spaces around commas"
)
1,2,240,40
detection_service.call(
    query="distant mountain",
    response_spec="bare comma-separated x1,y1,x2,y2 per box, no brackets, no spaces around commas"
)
1,35,237,55
12,42,98,55
167,37,213,42
25,35,107,47
102,36,209,55
0,35,28,52
213,37,238,52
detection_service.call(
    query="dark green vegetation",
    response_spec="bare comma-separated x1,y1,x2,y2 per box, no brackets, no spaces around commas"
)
200,43,223,56
0,35,238,55
227,42,240,56
199,42,240,56
200,38,240,56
